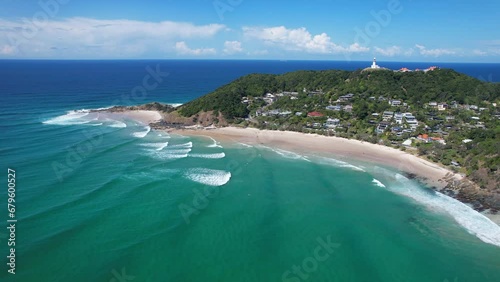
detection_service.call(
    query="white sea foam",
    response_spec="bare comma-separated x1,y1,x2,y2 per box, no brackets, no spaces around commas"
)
89,123,103,126
148,150,189,160
388,173,500,247
189,153,226,159
140,142,169,151
108,120,127,128
43,110,91,125
238,142,253,148
132,126,151,138
315,157,365,172
93,106,114,111
207,136,223,148
169,142,193,148
260,146,310,162
163,149,192,154
169,103,183,108
372,178,386,188
184,168,231,186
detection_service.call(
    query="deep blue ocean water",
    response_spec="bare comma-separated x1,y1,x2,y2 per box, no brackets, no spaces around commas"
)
1,60,500,282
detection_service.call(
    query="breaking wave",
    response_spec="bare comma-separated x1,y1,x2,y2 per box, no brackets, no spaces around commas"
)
372,178,386,188
43,110,91,126
207,137,223,148
169,142,193,148
132,126,151,138
140,142,169,151
314,157,365,172
389,173,500,247
189,153,226,159
184,168,231,186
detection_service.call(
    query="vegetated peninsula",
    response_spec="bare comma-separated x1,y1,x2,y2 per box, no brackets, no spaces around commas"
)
108,65,500,214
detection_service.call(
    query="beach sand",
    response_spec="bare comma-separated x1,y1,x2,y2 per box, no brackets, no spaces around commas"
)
110,110,498,226
107,110,162,125
172,126,500,226
171,126,462,189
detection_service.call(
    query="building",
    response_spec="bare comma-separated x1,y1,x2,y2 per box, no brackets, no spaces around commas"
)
326,105,342,111
307,111,324,117
389,100,402,107
438,103,448,111
325,118,340,128
371,58,381,69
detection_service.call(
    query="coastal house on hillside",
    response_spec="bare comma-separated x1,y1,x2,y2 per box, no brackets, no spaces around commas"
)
325,118,340,128
339,93,354,102
389,100,402,107
326,105,342,111
438,103,448,111
307,111,324,117
383,111,394,121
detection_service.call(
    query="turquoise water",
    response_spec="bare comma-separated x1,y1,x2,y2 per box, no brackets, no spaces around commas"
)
0,111,499,281
1,60,500,281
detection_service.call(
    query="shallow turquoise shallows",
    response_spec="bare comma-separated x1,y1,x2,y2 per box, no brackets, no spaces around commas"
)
1,60,500,282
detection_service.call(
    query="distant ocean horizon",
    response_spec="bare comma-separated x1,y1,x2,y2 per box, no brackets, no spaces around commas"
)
1,60,499,281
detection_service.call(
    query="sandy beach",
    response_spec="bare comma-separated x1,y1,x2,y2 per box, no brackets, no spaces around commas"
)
171,126,462,189
100,107,500,227
100,110,162,125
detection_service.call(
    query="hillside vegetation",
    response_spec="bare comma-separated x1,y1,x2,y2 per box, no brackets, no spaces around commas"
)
179,69,500,119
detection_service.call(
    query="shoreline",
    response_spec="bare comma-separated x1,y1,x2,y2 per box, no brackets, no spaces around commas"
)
170,126,462,189
167,126,500,225
102,109,499,225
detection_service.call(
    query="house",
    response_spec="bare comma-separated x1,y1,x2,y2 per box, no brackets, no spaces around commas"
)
429,102,438,107
295,112,303,116
339,93,355,102
344,105,353,112
307,111,324,117
382,111,394,121
326,105,342,111
438,103,448,111
389,100,402,107
394,113,403,124
469,105,479,111
417,134,429,142
325,118,340,128
431,137,446,145
376,122,390,134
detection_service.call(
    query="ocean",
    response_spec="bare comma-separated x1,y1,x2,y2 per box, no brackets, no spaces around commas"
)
1,60,500,282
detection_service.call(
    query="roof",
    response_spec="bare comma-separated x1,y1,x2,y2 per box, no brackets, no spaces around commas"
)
307,111,324,117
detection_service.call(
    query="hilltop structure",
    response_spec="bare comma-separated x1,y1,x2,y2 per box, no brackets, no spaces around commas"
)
371,57,381,69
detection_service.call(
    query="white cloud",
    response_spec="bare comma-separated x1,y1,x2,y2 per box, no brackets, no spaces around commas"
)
473,49,487,56
374,46,402,57
374,46,414,57
175,41,216,56
415,44,456,57
243,26,369,54
223,41,243,54
0,17,225,57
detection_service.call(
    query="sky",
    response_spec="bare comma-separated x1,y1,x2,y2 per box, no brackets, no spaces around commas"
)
0,0,499,62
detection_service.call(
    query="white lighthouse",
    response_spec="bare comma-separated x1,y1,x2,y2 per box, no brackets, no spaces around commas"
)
371,57,380,69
